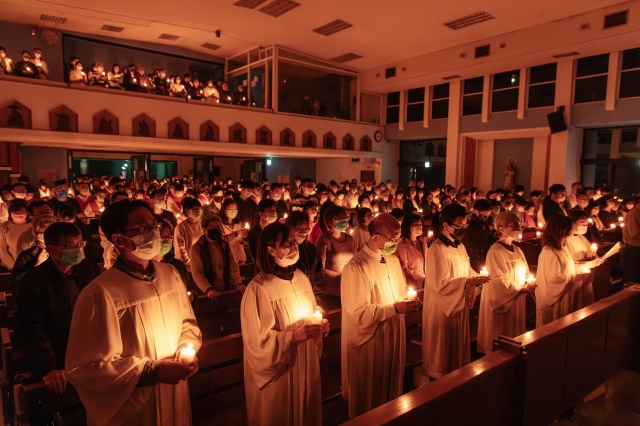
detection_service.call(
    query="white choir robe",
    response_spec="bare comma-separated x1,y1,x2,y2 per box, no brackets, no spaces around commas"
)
535,245,576,327
422,238,478,379
65,261,202,426
341,245,406,418
565,235,596,311
477,243,529,354
240,270,322,426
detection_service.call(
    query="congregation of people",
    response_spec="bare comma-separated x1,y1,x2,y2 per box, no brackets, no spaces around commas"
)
1,170,638,425
0,46,249,105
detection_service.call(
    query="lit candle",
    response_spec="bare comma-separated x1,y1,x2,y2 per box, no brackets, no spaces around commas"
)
178,343,196,364
349,229,354,235
582,267,591,274
200,90,203,94
80,71,84,75
102,71,105,75
244,222,250,230
588,218,593,224
407,287,417,301
419,209,423,213
26,66,31,72
167,78,170,83
187,291,191,297
590,243,598,256
99,207,105,212
620,223,625,228
283,213,288,219
480,267,489,276
517,266,526,287
618,217,624,222
176,213,181,218
133,78,137,83
375,195,379,200
536,231,541,238
188,95,191,99
427,230,433,238
311,307,323,325
527,274,536,284
538,222,543,229
518,233,523,241
374,206,379,212
610,223,616,229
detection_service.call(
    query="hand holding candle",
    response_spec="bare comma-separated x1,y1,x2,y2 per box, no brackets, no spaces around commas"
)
480,267,489,276
590,243,598,257
311,306,323,325
178,343,196,364
407,287,417,301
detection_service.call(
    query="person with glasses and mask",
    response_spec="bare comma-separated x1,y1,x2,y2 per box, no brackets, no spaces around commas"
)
191,215,245,300
0,199,32,270
241,222,329,426
248,199,279,261
11,214,59,291
396,213,428,290
423,204,490,380
477,212,535,355
219,199,247,265
461,199,497,274
292,178,318,210
66,200,201,426
286,211,323,294
150,189,177,228
203,185,224,218
315,205,355,310
14,50,40,79
341,213,420,418
173,198,204,273
269,182,289,219
14,222,99,399
50,180,81,216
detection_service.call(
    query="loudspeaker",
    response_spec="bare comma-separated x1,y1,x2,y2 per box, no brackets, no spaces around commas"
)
547,109,567,134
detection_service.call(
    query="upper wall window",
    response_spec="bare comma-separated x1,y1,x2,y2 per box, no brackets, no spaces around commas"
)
528,63,556,108
620,47,640,99
386,92,400,124
491,70,519,112
462,77,483,116
574,54,609,104
406,88,425,122
431,83,449,119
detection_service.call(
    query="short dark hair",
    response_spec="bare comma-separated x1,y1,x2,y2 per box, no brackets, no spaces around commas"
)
285,211,308,228
323,204,348,229
181,197,201,213
58,204,77,220
569,209,589,223
549,184,566,195
256,198,276,213
111,191,128,203
27,200,53,215
54,179,68,187
390,208,404,221
255,222,292,275
542,214,573,250
432,203,467,237
101,200,153,243
473,199,491,212
44,222,82,247
514,197,528,207
9,199,28,213
401,213,422,238
240,180,254,189
356,207,372,225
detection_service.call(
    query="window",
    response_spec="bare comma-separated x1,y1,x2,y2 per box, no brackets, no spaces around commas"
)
431,83,449,119
462,77,483,116
574,54,609,104
491,70,519,112
620,47,640,99
528,63,556,108
406,88,425,122
386,92,400,124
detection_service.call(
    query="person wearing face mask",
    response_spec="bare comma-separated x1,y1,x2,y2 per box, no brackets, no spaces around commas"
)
344,184,360,210
423,204,490,379
250,183,263,205
150,189,177,228
233,180,258,227
390,189,404,210
292,178,319,210
269,182,289,219
241,222,329,426
0,200,32,270
65,200,201,425
403,187,420,214
542,184,570,221
0,185,13,224
50,180,81,216
219,199,247,265
351,207,373,252
201,185,221,218
565,210,605,311
536,215,592,327
315,205,355,310
75,182,101,218
461,199,497,274
233,83,248,106
248,199,279,261
340,213,420,418
191,216,245,301
477,212,536,355
166,183,185,219
152,219,196,302
11,214,58,290
173,198,204,273
286,211,323,293
395,213,428,290
14,222,99,400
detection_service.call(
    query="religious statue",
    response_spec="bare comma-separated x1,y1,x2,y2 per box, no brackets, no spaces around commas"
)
7,103,25,128
283,132,292,146
344,138,352,150
138,121,150,136
503,160,516,192
99,117,113,134
57,113,72,132
204,125,215,141
306,135,315,147
233,128,243,142
172,123,184,139
258,129,269,144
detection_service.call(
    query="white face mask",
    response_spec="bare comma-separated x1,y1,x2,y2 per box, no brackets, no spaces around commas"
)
272,243,299,267
575,225,588,235
122,230,162,260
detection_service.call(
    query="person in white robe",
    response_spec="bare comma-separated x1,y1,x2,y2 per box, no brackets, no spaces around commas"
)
341,213,421,418
478,212,536,354
535,214,592,327
66,200,201,426
423,204,490,379
241,222,329,426
565,209,604,311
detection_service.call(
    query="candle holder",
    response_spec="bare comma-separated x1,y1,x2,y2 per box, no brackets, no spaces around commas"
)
479,267,489,276
178,343,196,364
311,307,323,325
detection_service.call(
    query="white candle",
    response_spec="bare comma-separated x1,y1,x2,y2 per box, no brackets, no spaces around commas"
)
407,287,417,301
283,213,288,219
582,267,591,274
527,274,536,284
99,207,105,212
588,218,593,224
244,222,250,230
418,209,423,213
610,223,616,229
538,222,543,229
517,266,526,287
178,343,196,364
590,243,598,256
375,195,379,200
480,267,489,276
427,230,433,238
536,231,541,238
518,233,523,241
618,217,624,222
311,307,323,325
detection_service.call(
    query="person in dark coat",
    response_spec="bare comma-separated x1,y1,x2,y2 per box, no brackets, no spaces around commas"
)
542,184,571,221
233,83,248,106
14,50,40,79
461,199,497,273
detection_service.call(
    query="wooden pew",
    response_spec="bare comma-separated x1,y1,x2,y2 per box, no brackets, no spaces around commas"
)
192,291,243,340
14,382,84,426
0,274,11,293
342,284,640,426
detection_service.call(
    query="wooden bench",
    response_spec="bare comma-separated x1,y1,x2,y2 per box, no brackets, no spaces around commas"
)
193,291,243,340
14,382,84,426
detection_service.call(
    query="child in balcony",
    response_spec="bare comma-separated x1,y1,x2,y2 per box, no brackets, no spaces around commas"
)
88,62,108,87
107,64,123,89
68,61,88,85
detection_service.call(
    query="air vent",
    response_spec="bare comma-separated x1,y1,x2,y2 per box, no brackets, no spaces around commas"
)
101,24,124,33
158,33,179,41
259,0,300,17
201,42,221,51
330,53,362,63
313,19,353,36
442,75,461,80
552,51,580,58
385,67,396,79
40,14,67,24
475,44,490,58
444,11,494,30
234,0,268,8
604,10,628,29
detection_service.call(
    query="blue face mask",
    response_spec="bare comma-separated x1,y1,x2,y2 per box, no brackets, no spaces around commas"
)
57,190,68,201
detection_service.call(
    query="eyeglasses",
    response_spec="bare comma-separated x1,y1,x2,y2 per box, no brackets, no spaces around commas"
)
56,241,87,249
293,227,311,234
375,233,401,244
122,223,162,235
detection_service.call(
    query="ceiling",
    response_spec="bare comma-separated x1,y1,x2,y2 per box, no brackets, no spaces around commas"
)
0,0,631,70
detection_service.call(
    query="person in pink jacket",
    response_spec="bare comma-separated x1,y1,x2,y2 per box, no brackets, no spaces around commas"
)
395,213,428,289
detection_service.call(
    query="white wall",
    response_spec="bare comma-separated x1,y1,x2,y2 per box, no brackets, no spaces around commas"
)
531,136,549,192
315,158,381,185
380,140,399,183
475,139,494,192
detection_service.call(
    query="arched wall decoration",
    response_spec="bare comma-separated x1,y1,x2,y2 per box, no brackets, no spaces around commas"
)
93,110,119,135
342,133,354,151
49,105,78,132
168,117,189,140
280,128,295,146
256,125,272,145
0,100,31,129
323,132,336,149
360,135,372,152
302,130,317,148
200,120,219,142
132,113,156,137
229,122,247,143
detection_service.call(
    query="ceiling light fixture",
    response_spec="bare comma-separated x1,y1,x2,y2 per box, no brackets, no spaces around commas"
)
313,19,353,36
444,11,494,30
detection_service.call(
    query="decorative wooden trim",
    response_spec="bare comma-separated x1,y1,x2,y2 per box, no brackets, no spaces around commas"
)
360,135,372,152
342,133,354,150
168,117,189,140
323,132,337,149
255,125,272,145
200,120,219,142
302,130,317,148
229,122,247,143
48,105,78,132
0,100,31,129
280,127,295,146
132,113,156,137
92,109,119,135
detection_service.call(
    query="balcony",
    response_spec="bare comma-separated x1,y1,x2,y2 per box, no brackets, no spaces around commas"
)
0,75,383,158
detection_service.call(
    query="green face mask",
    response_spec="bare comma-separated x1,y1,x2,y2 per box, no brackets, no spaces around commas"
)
335,220,349,233
190,210,202,220
226,210,238,219
266,212,278,223
158,239,172,256
61,248,85,266
380,241,398,256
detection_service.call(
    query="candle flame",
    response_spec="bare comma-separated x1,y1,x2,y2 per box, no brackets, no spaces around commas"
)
187,343,193,350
